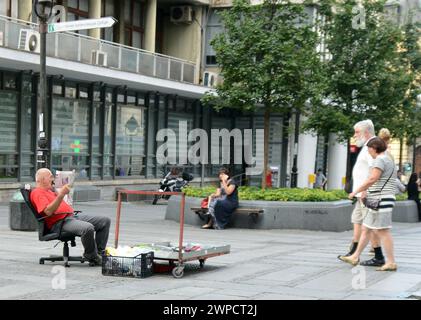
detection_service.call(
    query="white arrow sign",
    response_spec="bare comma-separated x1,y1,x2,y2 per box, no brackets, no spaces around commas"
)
48,17,116,33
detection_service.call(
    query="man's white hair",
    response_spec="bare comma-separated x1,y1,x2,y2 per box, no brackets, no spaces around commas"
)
35,168,51,182
354,119,375,136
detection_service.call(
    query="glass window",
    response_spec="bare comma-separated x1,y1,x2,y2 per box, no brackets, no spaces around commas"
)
0,92,18,179
0,155,18,179
67,12,77,22
105,91,112,102
0,92,18,153
79,0,89,12
104,103,114,177
133,1,141,27
137,94,145,106
79,86,89,99
124,0,131,24
68,0,78,8
4,73,17,89
102,0,115,41
67,0,89,35
124,0,144,48
0,2,7,16
92,102,101,154
51,98,90,175
22,79,32,94
93,90,101,101
21,95,33,151
65,85,77,98
205,10,223,66
53,84,63,96
127,93,136,104
116,105,145,176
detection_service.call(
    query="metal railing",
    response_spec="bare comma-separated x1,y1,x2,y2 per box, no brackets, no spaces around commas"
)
0,15,196,84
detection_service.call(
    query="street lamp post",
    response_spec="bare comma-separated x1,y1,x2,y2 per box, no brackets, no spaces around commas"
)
34,0,53,169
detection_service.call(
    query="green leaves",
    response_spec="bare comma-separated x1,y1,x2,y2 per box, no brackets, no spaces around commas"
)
303,0,421,139
202,0,325,114
185,186,349,202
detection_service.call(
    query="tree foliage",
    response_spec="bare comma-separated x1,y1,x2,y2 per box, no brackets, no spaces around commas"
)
303,0,421,141
201,0,325,187
203,0,324,112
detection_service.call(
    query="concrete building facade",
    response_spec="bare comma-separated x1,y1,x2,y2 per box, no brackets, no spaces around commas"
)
0,0,420,201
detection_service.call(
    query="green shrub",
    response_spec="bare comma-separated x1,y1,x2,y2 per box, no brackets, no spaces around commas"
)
184,187,408,202
184,186,348,202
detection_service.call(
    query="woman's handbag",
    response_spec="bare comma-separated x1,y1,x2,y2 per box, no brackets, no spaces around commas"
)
362,168,394,211
362,197,381,210
201,197,209,209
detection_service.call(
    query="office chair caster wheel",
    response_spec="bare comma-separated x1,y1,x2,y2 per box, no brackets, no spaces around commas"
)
65,263,70,268
172,266,184,278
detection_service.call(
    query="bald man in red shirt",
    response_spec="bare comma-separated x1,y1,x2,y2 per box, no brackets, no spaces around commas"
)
31,168,110,265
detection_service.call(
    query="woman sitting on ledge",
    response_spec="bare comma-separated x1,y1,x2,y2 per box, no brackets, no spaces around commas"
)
202,168,239,230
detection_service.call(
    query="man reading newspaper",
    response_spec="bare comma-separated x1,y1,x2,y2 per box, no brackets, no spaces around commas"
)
30,168,111,265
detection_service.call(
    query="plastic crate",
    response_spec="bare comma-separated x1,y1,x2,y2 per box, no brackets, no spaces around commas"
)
102,252,154,278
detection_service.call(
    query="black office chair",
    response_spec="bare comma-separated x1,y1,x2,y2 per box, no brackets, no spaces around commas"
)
20,187,86,268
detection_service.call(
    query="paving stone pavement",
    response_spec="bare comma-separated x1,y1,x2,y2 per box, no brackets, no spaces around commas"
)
0,200,421,300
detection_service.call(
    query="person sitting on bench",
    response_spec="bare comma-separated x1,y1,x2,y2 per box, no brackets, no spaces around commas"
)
202,167,239,230
30,168,111,265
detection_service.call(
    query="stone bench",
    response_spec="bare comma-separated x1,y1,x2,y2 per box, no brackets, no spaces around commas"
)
190,207,263,223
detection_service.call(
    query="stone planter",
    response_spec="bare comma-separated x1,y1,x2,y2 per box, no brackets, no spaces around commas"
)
393,201,419,223
165,196,420,232
165,196,354,232
9,200,38,231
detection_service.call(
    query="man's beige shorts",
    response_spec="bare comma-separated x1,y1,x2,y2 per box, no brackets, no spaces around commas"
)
351,200,368,224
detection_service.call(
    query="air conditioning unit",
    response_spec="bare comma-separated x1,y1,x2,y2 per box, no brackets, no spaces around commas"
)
170,6,193,24
203,71,220,87
18,29,40,53
91,50,108,67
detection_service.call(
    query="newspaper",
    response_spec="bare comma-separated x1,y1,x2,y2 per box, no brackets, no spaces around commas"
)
54,170,76,206
54,170,76,188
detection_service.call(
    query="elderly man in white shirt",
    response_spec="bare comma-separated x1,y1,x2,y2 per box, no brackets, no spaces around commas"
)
338,120,385,267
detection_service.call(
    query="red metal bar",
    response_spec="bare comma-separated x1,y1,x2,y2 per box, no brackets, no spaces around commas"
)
113,189,184,250
115,192,122,248
116,189,181,196
178,192,186,265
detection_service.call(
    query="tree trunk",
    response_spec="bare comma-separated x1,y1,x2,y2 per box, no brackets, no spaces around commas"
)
399,137,403,171
261,108,270,189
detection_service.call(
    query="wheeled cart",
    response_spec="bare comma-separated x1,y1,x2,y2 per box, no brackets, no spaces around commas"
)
114,190,230,278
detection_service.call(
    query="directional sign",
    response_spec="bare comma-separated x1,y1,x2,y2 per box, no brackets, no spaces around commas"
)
48,17,117,33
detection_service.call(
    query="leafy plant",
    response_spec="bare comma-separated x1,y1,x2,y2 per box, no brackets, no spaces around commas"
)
185,186,409,202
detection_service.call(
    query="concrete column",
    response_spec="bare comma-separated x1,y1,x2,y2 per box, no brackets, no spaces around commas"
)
144,0,157,52
326,133,347,190
18,0,32,22
194,7,203,84
296,133,318,188
88,0,102,39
